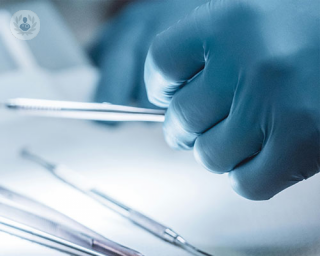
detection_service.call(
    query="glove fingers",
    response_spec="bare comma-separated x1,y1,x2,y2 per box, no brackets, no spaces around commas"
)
228,123,320,200
136,83,160,109
134,26,162,109
194,112,263,174
163,59,237,149
144,3,211,107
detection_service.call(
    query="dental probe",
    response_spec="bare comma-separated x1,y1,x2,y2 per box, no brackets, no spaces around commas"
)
21,149,213,256
3,98,165,122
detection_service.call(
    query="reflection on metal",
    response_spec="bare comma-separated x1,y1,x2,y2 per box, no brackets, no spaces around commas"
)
4,98,166,122
0,186,143,256
22,149,214,256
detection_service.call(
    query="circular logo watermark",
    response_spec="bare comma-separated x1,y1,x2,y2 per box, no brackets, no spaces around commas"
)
10,10,40,40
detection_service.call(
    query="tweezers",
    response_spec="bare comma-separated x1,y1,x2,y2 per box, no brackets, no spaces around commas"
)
0,186,143,256
3,98,165,122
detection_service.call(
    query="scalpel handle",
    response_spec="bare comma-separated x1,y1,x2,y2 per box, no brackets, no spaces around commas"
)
128,210,178,244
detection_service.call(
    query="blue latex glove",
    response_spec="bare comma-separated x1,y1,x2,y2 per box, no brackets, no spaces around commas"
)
145,0,320,200
92,0,207,108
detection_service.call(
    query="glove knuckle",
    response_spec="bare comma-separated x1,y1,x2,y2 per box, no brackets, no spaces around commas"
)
210,0,257,17
205,0,259,38
163,126,194,150
144,50,172,108
254,54,296,81
163,99,198,150
170,95,194,132
282,108,319,133
146,91,162,107
277,109,320,179
194,137,229,174
229,172,273,201
148,32,177,81
294,111,320,176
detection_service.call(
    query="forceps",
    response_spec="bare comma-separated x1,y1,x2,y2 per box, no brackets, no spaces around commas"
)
3,98,165,122
22,149,213,256
0,186,143,256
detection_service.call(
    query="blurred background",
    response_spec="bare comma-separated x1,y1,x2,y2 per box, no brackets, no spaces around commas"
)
0,1,319,256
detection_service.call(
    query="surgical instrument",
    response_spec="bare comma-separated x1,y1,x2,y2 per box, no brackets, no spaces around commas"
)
3,98,165,122
22,149,214,256
0,186,143,256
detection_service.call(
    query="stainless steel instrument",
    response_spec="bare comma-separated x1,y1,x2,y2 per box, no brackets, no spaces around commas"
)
3,98,165,122
0,186,143,256
22,149,213,256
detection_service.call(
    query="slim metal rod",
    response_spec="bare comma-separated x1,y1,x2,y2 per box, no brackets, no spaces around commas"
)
0,219,105,256
21,148,56,170
4,98,166,122
21,149,214,256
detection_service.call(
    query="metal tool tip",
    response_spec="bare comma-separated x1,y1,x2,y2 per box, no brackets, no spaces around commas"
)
184,243,213,256
20,147,56,171
20,147,31,157
175,236,214,256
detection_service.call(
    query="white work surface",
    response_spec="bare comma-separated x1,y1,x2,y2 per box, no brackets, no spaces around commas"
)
0,113,320,256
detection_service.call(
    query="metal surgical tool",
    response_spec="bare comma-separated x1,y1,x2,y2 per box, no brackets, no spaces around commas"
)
22,149,214,256
3,98,165,122
0,186,143,256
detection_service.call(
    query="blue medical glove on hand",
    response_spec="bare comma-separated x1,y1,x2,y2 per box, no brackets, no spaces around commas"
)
145,0,320,200
92,0,206,108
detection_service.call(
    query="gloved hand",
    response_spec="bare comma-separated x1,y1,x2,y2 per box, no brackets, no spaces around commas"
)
145,0,320,200
91,0,207,108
